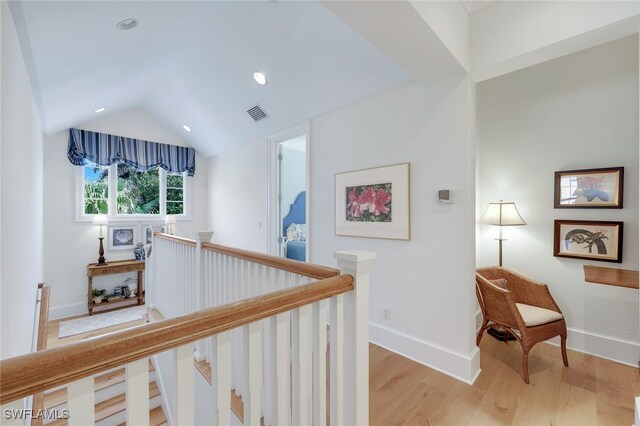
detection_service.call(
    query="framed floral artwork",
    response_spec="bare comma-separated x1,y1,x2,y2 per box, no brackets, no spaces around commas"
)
554,167,623,208
335,163,410,240
553,220,623,263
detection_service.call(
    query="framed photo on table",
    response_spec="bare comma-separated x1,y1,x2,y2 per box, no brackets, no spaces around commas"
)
335,163,410,240
553,220,623,263
107,225,138,251
554,167,623,208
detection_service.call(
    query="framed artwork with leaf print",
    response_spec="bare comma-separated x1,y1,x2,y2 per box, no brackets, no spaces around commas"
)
553,220,623,263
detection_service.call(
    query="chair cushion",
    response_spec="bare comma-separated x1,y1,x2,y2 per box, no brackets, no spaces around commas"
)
516,303,563,326
489,278,509,290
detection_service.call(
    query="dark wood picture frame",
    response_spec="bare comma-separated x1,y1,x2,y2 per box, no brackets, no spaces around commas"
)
554,167,623,208
553,220,623,263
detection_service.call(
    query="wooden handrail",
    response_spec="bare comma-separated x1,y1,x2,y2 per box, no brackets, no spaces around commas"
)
0,274,353,404
201,242,340,280
153,232,197,247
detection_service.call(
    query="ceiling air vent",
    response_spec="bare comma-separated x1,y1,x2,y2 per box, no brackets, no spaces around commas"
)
247,104,268,122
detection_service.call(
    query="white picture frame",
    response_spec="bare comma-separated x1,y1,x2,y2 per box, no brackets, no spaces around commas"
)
141,224,163,245
335,163,410,240
107,225,138,251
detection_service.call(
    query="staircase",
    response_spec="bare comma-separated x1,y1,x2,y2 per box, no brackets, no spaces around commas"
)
42,360,167,426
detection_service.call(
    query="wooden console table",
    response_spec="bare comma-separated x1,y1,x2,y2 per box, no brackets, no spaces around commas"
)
87,259,145,315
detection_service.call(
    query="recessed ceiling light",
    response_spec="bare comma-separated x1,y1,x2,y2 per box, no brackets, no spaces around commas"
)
182,124,192,133
116,18,139,31
253,71,267,85
94,107,106,114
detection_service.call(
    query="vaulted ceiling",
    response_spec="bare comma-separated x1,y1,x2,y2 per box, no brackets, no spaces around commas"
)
11,1,412,157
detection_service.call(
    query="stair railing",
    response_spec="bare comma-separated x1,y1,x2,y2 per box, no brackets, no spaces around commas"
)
1,239,375,426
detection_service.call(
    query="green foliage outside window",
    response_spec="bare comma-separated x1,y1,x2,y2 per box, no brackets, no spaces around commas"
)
84,166,109,214
117,165,160,214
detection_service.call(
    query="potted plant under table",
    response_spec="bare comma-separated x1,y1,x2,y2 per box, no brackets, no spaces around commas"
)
92,288,107,304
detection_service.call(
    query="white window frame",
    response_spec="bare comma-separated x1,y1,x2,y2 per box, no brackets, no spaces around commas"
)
76,164,190,223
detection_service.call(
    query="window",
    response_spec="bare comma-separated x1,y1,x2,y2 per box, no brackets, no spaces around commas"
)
79,163,188,220
83,166,109,214
117,165,160,214
166,173,184,215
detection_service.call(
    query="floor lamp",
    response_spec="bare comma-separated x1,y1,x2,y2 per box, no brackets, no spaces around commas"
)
479,200,526,341
479,200,527,267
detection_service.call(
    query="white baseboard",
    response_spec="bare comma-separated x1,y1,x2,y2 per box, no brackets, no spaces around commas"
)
370,322,481,385
49,302,87,320
547,327,640,368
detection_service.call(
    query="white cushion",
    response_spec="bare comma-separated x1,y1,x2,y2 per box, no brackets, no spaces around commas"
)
516,303,563,327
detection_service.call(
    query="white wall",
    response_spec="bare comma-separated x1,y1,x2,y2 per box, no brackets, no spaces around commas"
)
0,2,44,359
44,108,208,319
477,35,639,365
470,1,640,81
207,138,269,253
207,79,480,383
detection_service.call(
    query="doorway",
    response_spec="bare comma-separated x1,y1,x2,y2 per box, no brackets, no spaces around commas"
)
268,128,309,260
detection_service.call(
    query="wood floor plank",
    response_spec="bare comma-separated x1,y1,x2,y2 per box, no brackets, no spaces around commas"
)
596,381,635,426
425,381,484,426
467,361,526,426
554,382,598,426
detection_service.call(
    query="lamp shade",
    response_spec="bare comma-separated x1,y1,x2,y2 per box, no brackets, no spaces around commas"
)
92,214,108,226
479,201,526,226
165,215,177,225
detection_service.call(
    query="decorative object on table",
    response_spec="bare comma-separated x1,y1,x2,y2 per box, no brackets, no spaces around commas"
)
134,242,146,261
334,163,410,240
92,288,106,304
58,305,146,338
164,215,176,235
479,200,527,267
93,214,108,265
553,220,623,263
476,267,568,384
107,225,138,251
124,277,138,297
554,167,623,208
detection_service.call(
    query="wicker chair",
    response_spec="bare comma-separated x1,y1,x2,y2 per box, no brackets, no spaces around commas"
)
476,266,569,383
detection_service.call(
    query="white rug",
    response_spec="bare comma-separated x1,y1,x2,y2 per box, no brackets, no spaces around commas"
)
58,306,146,338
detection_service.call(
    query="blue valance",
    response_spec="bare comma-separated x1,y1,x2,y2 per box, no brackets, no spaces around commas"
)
67,128,196,176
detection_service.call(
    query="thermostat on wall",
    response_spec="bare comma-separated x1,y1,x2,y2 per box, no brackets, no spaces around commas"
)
437,190,453,204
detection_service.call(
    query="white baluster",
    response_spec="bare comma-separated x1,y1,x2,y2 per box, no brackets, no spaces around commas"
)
212,332,231,426
0,399,23,426
68,376,94,426
292,305,310,425
243,322,262,426
175,344,195,425
275,312,291,426
312,300,327,426
329,294,344,426
126,358,149,426
334,251,376,426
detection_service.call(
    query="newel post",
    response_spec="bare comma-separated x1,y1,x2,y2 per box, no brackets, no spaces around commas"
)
334,250,376,426
194,231,213,361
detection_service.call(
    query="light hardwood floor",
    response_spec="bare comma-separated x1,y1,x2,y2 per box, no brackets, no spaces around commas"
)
370,337,639,425
49,316,638,425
